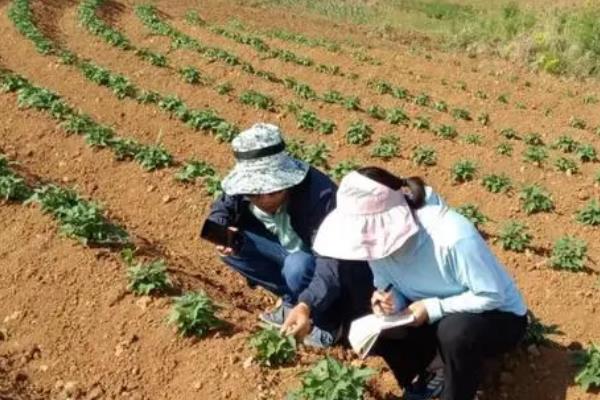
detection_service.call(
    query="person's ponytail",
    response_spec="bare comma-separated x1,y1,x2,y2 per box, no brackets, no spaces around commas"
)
356,167,427,209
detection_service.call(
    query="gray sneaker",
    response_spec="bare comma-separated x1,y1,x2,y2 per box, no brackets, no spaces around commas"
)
259,303,292,328
303,324,342,349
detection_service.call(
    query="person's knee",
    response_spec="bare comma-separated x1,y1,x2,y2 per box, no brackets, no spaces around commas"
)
437,316,479,355
282,252,315,293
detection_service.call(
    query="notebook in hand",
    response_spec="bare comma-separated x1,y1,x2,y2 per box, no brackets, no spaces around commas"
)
348,312,415,359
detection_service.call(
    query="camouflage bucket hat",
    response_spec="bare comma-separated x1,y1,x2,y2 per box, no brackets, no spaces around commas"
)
221,123,309,196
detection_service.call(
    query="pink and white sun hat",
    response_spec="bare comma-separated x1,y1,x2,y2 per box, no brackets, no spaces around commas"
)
313,171,419,261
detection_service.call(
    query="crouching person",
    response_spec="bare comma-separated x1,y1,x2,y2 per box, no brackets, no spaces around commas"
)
206,123,369,347
302,166,528,400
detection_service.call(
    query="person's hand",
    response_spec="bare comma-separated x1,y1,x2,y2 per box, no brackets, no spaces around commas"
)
407,301,429,326
280,303,312,340
371,290,396,316
216,227,239,256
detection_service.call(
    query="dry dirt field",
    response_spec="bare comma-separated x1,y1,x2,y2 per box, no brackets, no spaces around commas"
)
0,0,598,399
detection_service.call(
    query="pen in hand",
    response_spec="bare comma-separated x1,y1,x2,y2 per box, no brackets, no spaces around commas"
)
372,283,394,315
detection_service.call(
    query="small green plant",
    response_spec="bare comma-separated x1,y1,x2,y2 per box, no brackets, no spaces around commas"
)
576,144,597,162
386,108,409,125
455,204,488,228
575,199,600,226
287,357,375,400
496,142,513,156
136,48,168,67
185,9,206,26
179,66,202,84
413,116,431,130
463,133,482,145
520,185,554,214
553,135,579,153
436,124,458,140
319,120,336,135
414,93,430,106
412,146,437,166
574,343,600,391
297,110,320,131
475,90,488,99
550,236,587,271
368,79,392,95
498,221,532,252
175,160,216,182
523,146,548,166
168,292,221,337
371,135,400,160
134,145,173,171
343,96,361,111
216,82,233,95
367,105,386,120
482,174,512,193
287,140,330,168
392,86,409,99
477,112,490,126
249,326,296,367
583,95,598,104
451,108,471,121
524,133,544,146
109,138,142,160
346,121,373,146
554,157,579,174
500,128,520,140
329,160,360,181
322,90,344,104
524,311,561,346
569,116,587,129
0,156,32,201
136,90,161,104
294,82,317,100
239,90,275,110
451,160,477,183
433,100,448,112
127,258,171,296
497,93,509,104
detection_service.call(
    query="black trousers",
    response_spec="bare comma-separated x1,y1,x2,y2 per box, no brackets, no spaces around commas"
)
373,311,527,400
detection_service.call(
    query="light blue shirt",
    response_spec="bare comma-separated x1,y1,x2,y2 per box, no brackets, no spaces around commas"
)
249,203,306,253
370,200,527,324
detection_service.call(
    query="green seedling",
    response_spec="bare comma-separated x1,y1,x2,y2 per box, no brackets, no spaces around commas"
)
346,121,373,146
497,93,509,103
455,204,488,228
109,138,142,160
329,160,361,182
550,236,587,272
414,93,430,107
392,86,409,100
553,135,579,153
569,117,587,130
520,185,554,214
216,82,233,95
496,142,513,156
386,108,409,125
367,105,386,120
412,146,437,166
371,135,400,160
134,145,173,171
185,10,206,26
523,146,548,166
368,79,392,95
576,144,597,162
413,116,431,130
168,292,221,337
434,101,448,112
482,174,512,193
463,134,482,145
498,221,532,252
84,124,114,148
136,48,168,67
287,140,330,168
0,156,32,201
239,90,275,110
436,124,458,139
175,160,216,183
477,112,490,126
524,133,544,146
554,157,579,174
575,199,600,226
343,96,361,111
500,128,519,140
127,259,171,296
451,160,477,183
179,66,202,84
451,108,471,121
574,343,600,391
136,90,161,104
319,120,336,135
297,110,320,131
249,326,296,367
322,90,344,104
287,357,375,400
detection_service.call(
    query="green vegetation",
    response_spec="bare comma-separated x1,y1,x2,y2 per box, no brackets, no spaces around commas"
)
436,124,458,139
329,160,360,181
287,140,330,168
126,257,172,296
288,357,374,400
413,116,431,130
569,116,587,130
239,90,275,110
79,0,131,49
574,343,600,391
498,221,532,252
371,134,400,160
520,185,554,214
179,66,202,84
451,160,477,183
367,105,386,120
463,133,482,145
553,135,579,153
523,146,548,166
550,236,587,271
455,204,487,228
554,157,579,174
29,185,129,245
524,132,544,146
412,146,437,166
575,199,600,226
496,142,513,156
175,160,216,183
134,145,174,171
386,108,409,125
482,173,511,193
576,144,598,162
500,128,520,140
346,121,373,145
0,155,32,201
249,326,296,367
451,108,471,121
9,0,56,54
169,292,221,337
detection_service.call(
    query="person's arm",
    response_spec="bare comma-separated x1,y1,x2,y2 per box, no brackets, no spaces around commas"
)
420,234,507,323
206,192,239,227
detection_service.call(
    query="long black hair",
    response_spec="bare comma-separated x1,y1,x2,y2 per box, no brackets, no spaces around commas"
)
356,166,427,209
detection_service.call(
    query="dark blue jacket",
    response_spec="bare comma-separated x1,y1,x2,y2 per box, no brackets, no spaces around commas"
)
207,167,373,329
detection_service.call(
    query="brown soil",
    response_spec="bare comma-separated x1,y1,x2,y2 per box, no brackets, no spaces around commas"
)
0,1,598,399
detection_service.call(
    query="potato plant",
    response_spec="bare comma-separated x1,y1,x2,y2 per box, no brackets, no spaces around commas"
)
288,357,374,400
297,110,320,131
346,121,373,146
367,105,386,120
451,160,477,183
371,135,400,160
367,79,392,95
496,142,513,156
239,90,275,111
329,160,361,181
498,221,532,252
524,133,544,146
343,96,361,111
434,100,448,112
175,160,216,183
550,236,587,272
126,258,172,296
523,146,548,166
554,157,579,175
184,10,206,26
168,292,221,337
436,124,458,140
79,0,131,49
569,116,587,129
463,134,482,145
575,199,600,226
136,48,168,67
414,93,431,106
249,326,296,367
576,144,597,162
574,343,600,391
455,204,488,228
412,146,437,166
216,82,233,95
29,185,129,246
553,135,579,153
500,128,520,140
0,156,32,201
481,174,512,194
451,108,471,121
386,108,409,125
520,185,554,214
477,112,490,126
322,90,344,104
9,0,56,55
287,140,330,168
413,116,431,130
134,145,174,171
179,66,202,84
392,86,410,100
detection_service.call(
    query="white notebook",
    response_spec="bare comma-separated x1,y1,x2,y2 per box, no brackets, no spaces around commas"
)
348,313,415,359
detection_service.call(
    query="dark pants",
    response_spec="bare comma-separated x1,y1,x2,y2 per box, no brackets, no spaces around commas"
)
373,311,527,400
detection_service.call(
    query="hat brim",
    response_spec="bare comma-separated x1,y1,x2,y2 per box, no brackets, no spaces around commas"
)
313,204,419,261
221,155,309,196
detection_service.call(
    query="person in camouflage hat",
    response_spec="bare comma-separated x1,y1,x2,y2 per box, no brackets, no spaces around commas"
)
205,123,374,348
